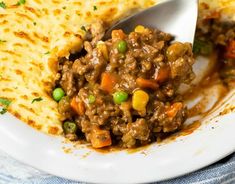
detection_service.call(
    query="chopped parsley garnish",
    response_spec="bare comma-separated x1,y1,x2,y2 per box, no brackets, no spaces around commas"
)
33,22,37,26
62,6,66,10
0,98,11,107
0,98,11,115
81,26,87,32
93,5,97,11
44,51,50,55
0,40,6,43
0,2,6,9
17,0,26,5
0,108,7,115
31,97,43,104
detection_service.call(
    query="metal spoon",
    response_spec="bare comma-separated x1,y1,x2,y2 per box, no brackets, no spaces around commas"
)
105,0,198,44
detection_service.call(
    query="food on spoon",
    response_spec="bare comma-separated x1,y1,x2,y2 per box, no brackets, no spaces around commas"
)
55,25,195,148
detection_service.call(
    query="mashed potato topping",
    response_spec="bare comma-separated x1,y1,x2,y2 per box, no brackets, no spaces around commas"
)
199,0,235,21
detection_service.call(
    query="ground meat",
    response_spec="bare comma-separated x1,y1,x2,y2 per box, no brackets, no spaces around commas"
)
90,20,106,45
167,42,195,83
129,119,150,141
58,96,73,120
59,61,76,96
195,18,235,88
56,23,195,148
72,42,107,84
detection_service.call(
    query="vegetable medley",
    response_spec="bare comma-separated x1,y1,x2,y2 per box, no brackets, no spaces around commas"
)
53,24,195,148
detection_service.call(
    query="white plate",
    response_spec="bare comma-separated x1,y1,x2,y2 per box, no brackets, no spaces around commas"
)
0,57,234,183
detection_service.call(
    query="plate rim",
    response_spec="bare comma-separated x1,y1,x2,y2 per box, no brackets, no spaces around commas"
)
0,110,235,183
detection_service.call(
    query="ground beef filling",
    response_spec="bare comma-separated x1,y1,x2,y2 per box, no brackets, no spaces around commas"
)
194,19,235,88
56,25,195,148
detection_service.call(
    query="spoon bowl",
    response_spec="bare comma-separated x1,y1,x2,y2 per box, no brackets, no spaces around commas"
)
105,0,198,43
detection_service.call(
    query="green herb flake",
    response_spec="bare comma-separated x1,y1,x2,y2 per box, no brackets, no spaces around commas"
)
62,6,66,10
33,22,37,26
81,26,87,32
0,2,6,9
93,5,97,11
44,51,50,55
17,0,26,6
31,97,43,104
0,98,11,107
0,98,11,115
0,108,7,115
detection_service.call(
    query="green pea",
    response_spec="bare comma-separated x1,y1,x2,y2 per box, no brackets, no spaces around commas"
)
117,40,127,53
113,91,128,104
52,88,65,102
88,95,96,104
63,121,77,134
193,39,213,55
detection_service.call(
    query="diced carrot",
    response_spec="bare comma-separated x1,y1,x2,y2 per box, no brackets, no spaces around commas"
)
78,101,85,115
225,40,235,59
154,66,170,83
70,97,85,115
100,72,117,93
166,102,183,118
136,77,158,90
111,29,126,40
70,97,79,113
91,127,112,148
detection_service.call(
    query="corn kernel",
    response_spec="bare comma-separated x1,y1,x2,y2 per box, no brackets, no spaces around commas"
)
134,25,146,33
97,41,109,60
132,90,149,112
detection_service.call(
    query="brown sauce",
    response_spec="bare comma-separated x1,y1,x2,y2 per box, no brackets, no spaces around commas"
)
160,121,201,144
184,72,228,118
89,120,202,154
86,140,152,154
